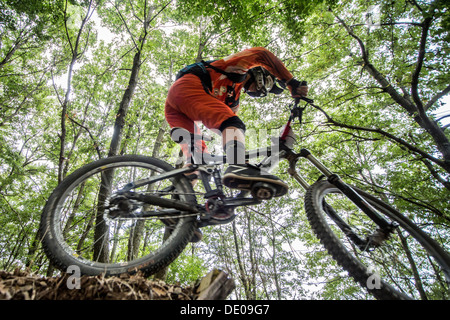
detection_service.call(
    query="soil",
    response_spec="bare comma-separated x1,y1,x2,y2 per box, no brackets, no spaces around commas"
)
0,268,197,300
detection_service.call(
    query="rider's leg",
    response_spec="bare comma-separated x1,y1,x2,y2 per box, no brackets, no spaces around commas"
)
222,126,246,165
220,121,289,197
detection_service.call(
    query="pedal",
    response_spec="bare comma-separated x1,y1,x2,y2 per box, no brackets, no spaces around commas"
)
251,182,277,200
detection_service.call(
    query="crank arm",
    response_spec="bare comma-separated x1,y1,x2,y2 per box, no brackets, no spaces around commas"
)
137,208,197,219
222,197,261,207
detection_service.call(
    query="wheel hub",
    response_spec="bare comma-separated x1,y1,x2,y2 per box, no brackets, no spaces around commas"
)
105,194,142,218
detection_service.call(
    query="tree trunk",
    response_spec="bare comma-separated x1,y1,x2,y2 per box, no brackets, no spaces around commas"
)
195,269,236,300
149,58,174,281
232,220,252,299
93,43,143,263
92,1,166,263
246,210,257,299
268,210,282,299
57,0,95,184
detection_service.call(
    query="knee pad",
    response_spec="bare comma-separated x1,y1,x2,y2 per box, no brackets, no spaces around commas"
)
219,116,246,133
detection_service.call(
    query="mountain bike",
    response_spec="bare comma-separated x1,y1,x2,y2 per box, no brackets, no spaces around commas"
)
39,97,450,300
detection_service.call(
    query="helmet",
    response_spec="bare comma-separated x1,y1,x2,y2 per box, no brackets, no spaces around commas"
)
244,67,284,97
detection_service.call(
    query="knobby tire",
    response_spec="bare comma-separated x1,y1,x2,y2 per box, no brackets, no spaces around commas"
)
304,180,450,300
39,155,197,277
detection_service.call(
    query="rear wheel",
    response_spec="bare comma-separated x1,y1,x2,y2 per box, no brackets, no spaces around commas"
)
39,155,197,277
305,180,450,300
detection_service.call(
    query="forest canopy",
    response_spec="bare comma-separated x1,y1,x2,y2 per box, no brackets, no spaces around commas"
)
0,0,449,299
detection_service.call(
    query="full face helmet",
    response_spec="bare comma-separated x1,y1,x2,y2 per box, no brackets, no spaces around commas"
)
244,67,284,97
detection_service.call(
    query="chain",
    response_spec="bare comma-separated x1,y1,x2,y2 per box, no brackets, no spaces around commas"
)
106,189,206,221
112,211,201,222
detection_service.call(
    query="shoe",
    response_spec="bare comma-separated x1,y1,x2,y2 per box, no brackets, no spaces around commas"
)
222,164,289,197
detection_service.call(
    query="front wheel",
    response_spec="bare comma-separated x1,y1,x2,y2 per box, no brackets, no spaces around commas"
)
305,180,450,300
39,155,197,277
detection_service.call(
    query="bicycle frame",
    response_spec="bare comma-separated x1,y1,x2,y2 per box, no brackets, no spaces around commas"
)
119,98,397,236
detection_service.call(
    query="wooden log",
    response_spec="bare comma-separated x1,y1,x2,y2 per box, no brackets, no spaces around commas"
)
195,269,235,300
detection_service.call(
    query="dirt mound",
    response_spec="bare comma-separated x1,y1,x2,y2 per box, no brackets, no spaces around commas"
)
0,268,196,300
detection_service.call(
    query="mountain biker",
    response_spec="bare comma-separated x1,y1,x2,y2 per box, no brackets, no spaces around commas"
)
165,47,308,218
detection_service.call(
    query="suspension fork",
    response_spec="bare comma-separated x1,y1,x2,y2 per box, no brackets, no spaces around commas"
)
289,148,397,232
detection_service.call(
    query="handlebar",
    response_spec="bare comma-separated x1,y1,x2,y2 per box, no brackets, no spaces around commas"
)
294,96,314,106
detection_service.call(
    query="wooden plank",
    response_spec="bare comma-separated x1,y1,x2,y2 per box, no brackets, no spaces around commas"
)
196,269,235,300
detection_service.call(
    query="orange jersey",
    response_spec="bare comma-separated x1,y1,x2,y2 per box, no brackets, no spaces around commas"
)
165,47,294,157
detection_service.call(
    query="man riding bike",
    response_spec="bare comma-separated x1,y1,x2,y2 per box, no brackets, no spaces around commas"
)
165,47,309,223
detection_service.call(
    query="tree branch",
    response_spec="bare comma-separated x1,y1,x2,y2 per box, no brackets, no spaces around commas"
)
334,13,417,116
333,9,450,169
50,69,63,106
67,115,102,159
420,158,450,190
426,84,450,111
114,3,139,50
411,17,433,114
311,103,446,169
128,0,143,24
64,0,74,55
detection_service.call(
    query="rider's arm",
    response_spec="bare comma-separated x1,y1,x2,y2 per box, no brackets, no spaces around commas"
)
220,47,308,97
286,78,309,98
